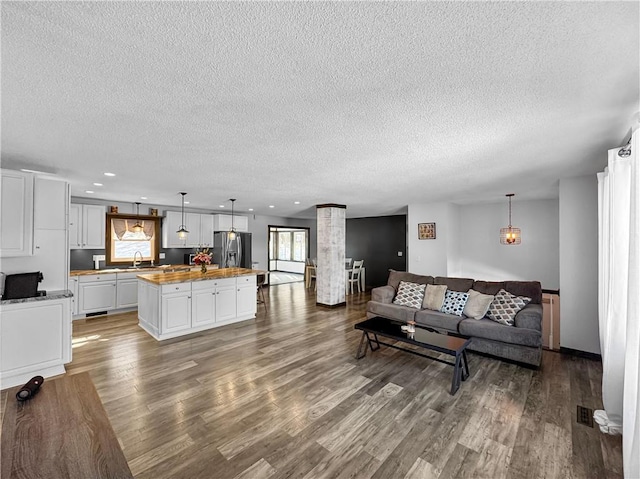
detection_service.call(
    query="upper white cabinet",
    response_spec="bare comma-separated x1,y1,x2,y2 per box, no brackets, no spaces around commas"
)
213,214,249,233
69,204,105,249
0,169,34,257
162,211,215,248
34,177,68,230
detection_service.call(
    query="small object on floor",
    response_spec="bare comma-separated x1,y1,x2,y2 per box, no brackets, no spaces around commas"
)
16,375,44,401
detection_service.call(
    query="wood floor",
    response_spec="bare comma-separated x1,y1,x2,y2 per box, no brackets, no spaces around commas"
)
13,284,624,478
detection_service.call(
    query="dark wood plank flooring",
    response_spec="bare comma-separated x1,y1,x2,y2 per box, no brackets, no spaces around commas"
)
3,284,622,478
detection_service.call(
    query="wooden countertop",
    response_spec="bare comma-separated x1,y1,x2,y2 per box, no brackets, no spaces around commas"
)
70,264,206,276
1,372,133,479
137,267,264,285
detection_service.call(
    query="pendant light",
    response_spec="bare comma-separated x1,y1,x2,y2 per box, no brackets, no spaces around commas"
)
228,198,237,240
500,193,521,245
131,202,143,233
176,192,189,239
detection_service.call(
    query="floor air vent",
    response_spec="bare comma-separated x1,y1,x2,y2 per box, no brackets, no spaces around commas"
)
577,405,594,427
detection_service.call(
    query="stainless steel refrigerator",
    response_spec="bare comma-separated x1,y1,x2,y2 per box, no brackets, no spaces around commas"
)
213,232,252,268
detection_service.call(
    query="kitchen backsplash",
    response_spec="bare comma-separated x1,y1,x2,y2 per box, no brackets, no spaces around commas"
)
70,248,196,271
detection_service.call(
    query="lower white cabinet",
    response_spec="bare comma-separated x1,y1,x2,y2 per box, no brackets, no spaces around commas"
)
138,275,257,341
116,279,138,309
78,275,117,313
0,297,72,389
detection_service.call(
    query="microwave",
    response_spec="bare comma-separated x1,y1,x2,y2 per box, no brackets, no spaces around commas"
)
184,253,196,265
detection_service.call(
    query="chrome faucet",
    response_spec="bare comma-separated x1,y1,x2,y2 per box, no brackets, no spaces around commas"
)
133,251,143,268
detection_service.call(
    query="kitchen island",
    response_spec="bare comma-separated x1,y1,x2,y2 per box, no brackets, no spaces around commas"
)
136,267,261,341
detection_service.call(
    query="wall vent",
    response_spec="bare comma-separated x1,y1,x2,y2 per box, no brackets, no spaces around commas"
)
577,405,594,427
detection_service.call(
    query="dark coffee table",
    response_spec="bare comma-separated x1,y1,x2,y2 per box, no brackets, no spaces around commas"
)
354,316,472,395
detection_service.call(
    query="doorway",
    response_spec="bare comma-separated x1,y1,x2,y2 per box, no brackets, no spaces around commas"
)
268,226,309,285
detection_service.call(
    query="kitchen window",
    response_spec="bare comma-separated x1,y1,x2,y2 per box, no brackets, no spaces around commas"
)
105,213,161,265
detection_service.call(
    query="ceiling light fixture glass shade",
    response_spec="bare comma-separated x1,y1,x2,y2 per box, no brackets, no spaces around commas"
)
500,193,521,245
228,198,237,240
132,202,144,233
177,192,189,239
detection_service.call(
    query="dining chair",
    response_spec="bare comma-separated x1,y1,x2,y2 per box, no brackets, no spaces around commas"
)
310,258,317,290
345,257,353,269
348,260,364,294
256,272,268,313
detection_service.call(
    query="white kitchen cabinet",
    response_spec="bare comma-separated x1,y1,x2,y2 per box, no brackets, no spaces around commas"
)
69,276,79,315
161,290,192,334
192,284,216,328
162,211,188,248
185,213,202,248
236,275,257,319
162,211,215,248
0,297,72,388
34,177,68,230
0,169,34,257
200,214,214,247
34,229,68,292
213,214,249,233
78,275,116,313
70,204,105,249
116,279,138,309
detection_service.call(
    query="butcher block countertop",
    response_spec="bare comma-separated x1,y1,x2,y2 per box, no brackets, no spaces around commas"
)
137,267,263,285
70,264,196,276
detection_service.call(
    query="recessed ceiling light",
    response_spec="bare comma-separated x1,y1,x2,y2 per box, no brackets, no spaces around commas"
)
104,172,116,177
93,182,103,186
140,196,147,200
85,190,94,194
269,205,275,208
184,201,190,204
248,208,254,211
294,201,300,205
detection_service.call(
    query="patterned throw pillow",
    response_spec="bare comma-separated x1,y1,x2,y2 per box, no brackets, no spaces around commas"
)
440,290,469,317
393,281,426,309
486,289,531,326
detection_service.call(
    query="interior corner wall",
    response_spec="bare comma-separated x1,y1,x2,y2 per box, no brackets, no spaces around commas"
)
407,203,455,276
559,175,601,354
456,199,560,289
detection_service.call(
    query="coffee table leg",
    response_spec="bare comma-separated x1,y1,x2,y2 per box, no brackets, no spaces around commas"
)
355,332,368,359
461,350,470,381
368,333,381,352
451,353,462,395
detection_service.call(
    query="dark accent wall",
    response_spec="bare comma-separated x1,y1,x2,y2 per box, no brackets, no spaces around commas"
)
346,215,407,288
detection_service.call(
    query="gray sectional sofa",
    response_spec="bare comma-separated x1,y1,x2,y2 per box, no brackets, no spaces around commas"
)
366,270,543,367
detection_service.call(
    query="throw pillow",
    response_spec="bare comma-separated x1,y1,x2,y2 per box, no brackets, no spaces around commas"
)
463,289,495,319
393,281,426,309
440,290,469,317
422,284,448,311
486,289,531,326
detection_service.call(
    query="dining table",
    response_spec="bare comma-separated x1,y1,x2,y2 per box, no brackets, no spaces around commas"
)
304,264,366,294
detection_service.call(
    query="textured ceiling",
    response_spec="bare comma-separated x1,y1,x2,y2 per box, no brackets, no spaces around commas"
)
2,2,638,218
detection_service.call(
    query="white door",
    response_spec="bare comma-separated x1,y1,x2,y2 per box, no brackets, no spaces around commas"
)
161,292,191,334
83,205,106,249
79,281,116,313
216,285,236,322
236,284,257,318
192,288,216,327
69,204,82,249
116,279,138,308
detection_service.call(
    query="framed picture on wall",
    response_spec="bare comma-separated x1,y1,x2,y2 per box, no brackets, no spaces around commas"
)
418,223,436,240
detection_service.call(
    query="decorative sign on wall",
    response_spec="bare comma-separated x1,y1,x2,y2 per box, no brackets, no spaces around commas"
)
418,223,436,240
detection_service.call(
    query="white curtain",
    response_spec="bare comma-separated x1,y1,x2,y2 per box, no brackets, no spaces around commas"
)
596,130,639,479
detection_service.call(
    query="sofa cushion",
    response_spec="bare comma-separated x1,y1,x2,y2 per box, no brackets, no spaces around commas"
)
459,318,541,348
371,285,395,304
504,281,542,304
440,290,469,316
514,303,543,332
388,270,434,290
367,301,417,323
434,277,474,292
422,284,447,311
471,281,505,296
463,289,495,319
487,289,531,326
414,309,462,333
393,281,426,309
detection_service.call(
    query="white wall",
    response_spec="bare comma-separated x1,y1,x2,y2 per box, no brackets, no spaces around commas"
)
559,175,600,354
407,202,456,276
457,199,560,289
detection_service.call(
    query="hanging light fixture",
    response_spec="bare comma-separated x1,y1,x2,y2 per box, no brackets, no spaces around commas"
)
176,192,189,239
131,202,143,233
500,193,521,245
228,198,237,240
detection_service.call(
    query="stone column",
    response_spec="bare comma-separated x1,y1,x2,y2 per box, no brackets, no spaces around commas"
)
316,204,346,307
